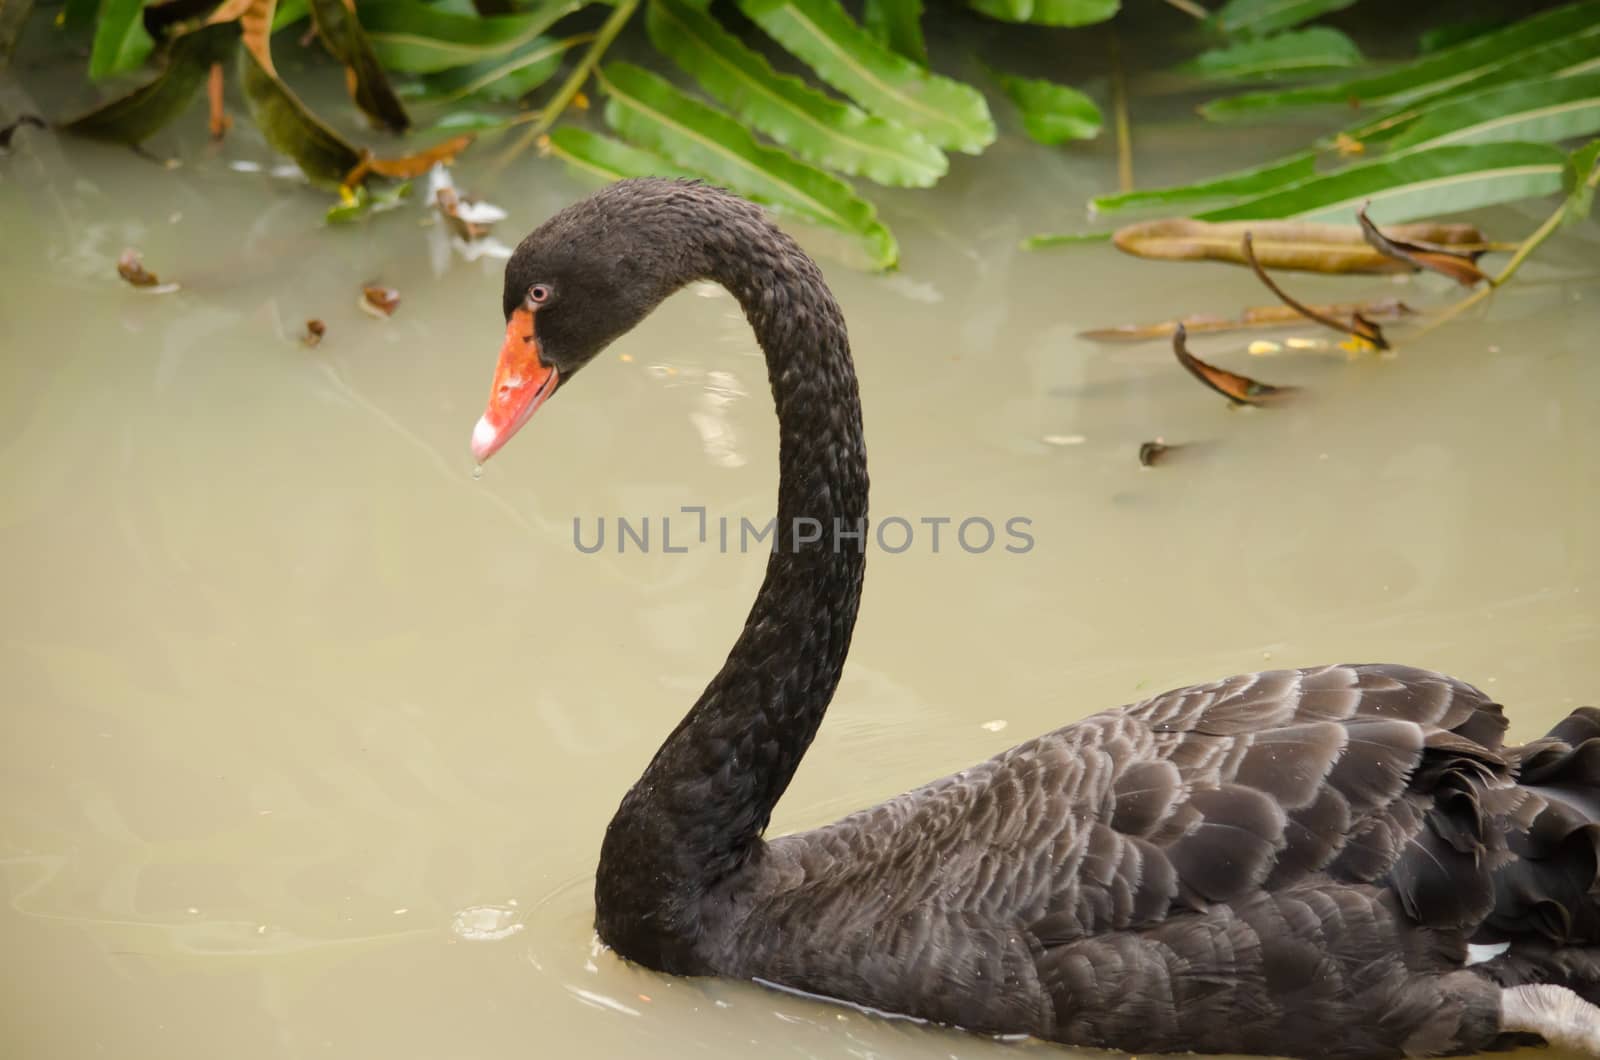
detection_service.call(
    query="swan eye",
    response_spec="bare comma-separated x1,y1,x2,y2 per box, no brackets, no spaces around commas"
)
528,284,554,306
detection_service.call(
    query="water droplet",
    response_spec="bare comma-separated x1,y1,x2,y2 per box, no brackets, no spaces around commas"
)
471,464,484,480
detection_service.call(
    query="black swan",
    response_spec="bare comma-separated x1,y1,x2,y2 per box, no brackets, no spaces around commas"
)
470,178,1600,1058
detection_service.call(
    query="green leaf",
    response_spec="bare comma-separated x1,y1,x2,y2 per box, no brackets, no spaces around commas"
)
1020,231,1112,249
60,0,99,33
325,179,413,222
426,109,513,131
597,61,898,268
65,22,238,143
308,0,410,130
272,0,309,31
89,0,155,79
991,68,1101,144
1418,17,1504,55
646,0,945,186
862,0,924,65
1203,0,1600,121
1383,74,1600,155
357,0,583,73
737,0,993,153
1211,0,1357,38
410,32,586,103
1564,137,1600,222
238,43,364,186
966,0,1117,27
1340,39,1600,146
1199,142,1566,225
1184,27,1363,82
1089,150,1316,215
545,126,697,181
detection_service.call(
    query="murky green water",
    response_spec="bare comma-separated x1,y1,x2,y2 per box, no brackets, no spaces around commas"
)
3,11,1599,1059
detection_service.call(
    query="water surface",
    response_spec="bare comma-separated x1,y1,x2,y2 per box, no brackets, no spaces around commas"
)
3,16,1599,1060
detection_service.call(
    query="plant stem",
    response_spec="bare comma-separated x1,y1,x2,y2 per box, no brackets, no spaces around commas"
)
1162,0,1209,18
1109,27,1133,194
1412,197,1574,339
494,0,640,168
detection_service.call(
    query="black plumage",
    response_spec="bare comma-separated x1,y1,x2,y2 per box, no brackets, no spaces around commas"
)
478,179,1600,1059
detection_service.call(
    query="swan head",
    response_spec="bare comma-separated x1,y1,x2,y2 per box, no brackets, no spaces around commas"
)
472,178,737,463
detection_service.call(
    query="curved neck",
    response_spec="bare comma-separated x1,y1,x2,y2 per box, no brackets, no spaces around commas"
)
595,197,867,970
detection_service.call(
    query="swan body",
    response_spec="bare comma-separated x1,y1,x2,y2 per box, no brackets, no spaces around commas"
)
471,179,1600,1059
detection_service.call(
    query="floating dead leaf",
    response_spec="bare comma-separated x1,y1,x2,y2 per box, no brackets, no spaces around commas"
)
1080,299,1415,343
1138,440,1173,467
344,134,474,186
1173,324,1294,407
0,114,46,150
431,165,507,242
303,319,327,346
1243,232,1388,350
1112,218,1489,276
360,285,400,317
1357,202,1487,287
207,62,231,140
117,248,161,287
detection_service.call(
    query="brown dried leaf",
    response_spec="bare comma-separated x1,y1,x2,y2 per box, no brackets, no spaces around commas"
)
303,319,327,346
1138,440,1173,467
360,285,399,317
117,248,160,287
207,62,231,141
1356,202,1487,287
1080,299,1415,343
436,186,488,241
1112,218,1490,275
1173,324,1294,407
1243,233,1388,350
346,134,474,186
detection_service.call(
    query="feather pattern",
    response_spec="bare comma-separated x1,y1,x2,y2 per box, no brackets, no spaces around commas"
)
493,181,1600,1060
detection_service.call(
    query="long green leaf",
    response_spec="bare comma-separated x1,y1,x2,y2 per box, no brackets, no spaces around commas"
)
862,0,925,64
309,0,410,130
597,61,898,268
66,22,238,143
1565,138,1600,223
1184,27,1362,82
410,33,586,102
991,68,1100,144
1199,143,1566,225
737,0,993,153
239,43,364,187
545,126,697,182
1089,151,1316,215
89,0,155,79
273,0,309,30
1341,39,1600,146
357,0,582,73
1203,0,1600,121
1384,74,1600,154
1211,0,1357,37
966,0,1117,27
647,0,944,186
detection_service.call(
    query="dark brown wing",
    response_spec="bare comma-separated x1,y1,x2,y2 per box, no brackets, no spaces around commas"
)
731,664,1597,1058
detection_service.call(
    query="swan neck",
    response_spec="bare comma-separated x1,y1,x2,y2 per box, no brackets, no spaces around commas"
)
595,205,867,969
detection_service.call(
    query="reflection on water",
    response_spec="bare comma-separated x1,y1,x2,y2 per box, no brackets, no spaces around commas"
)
3,12,1599,1060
